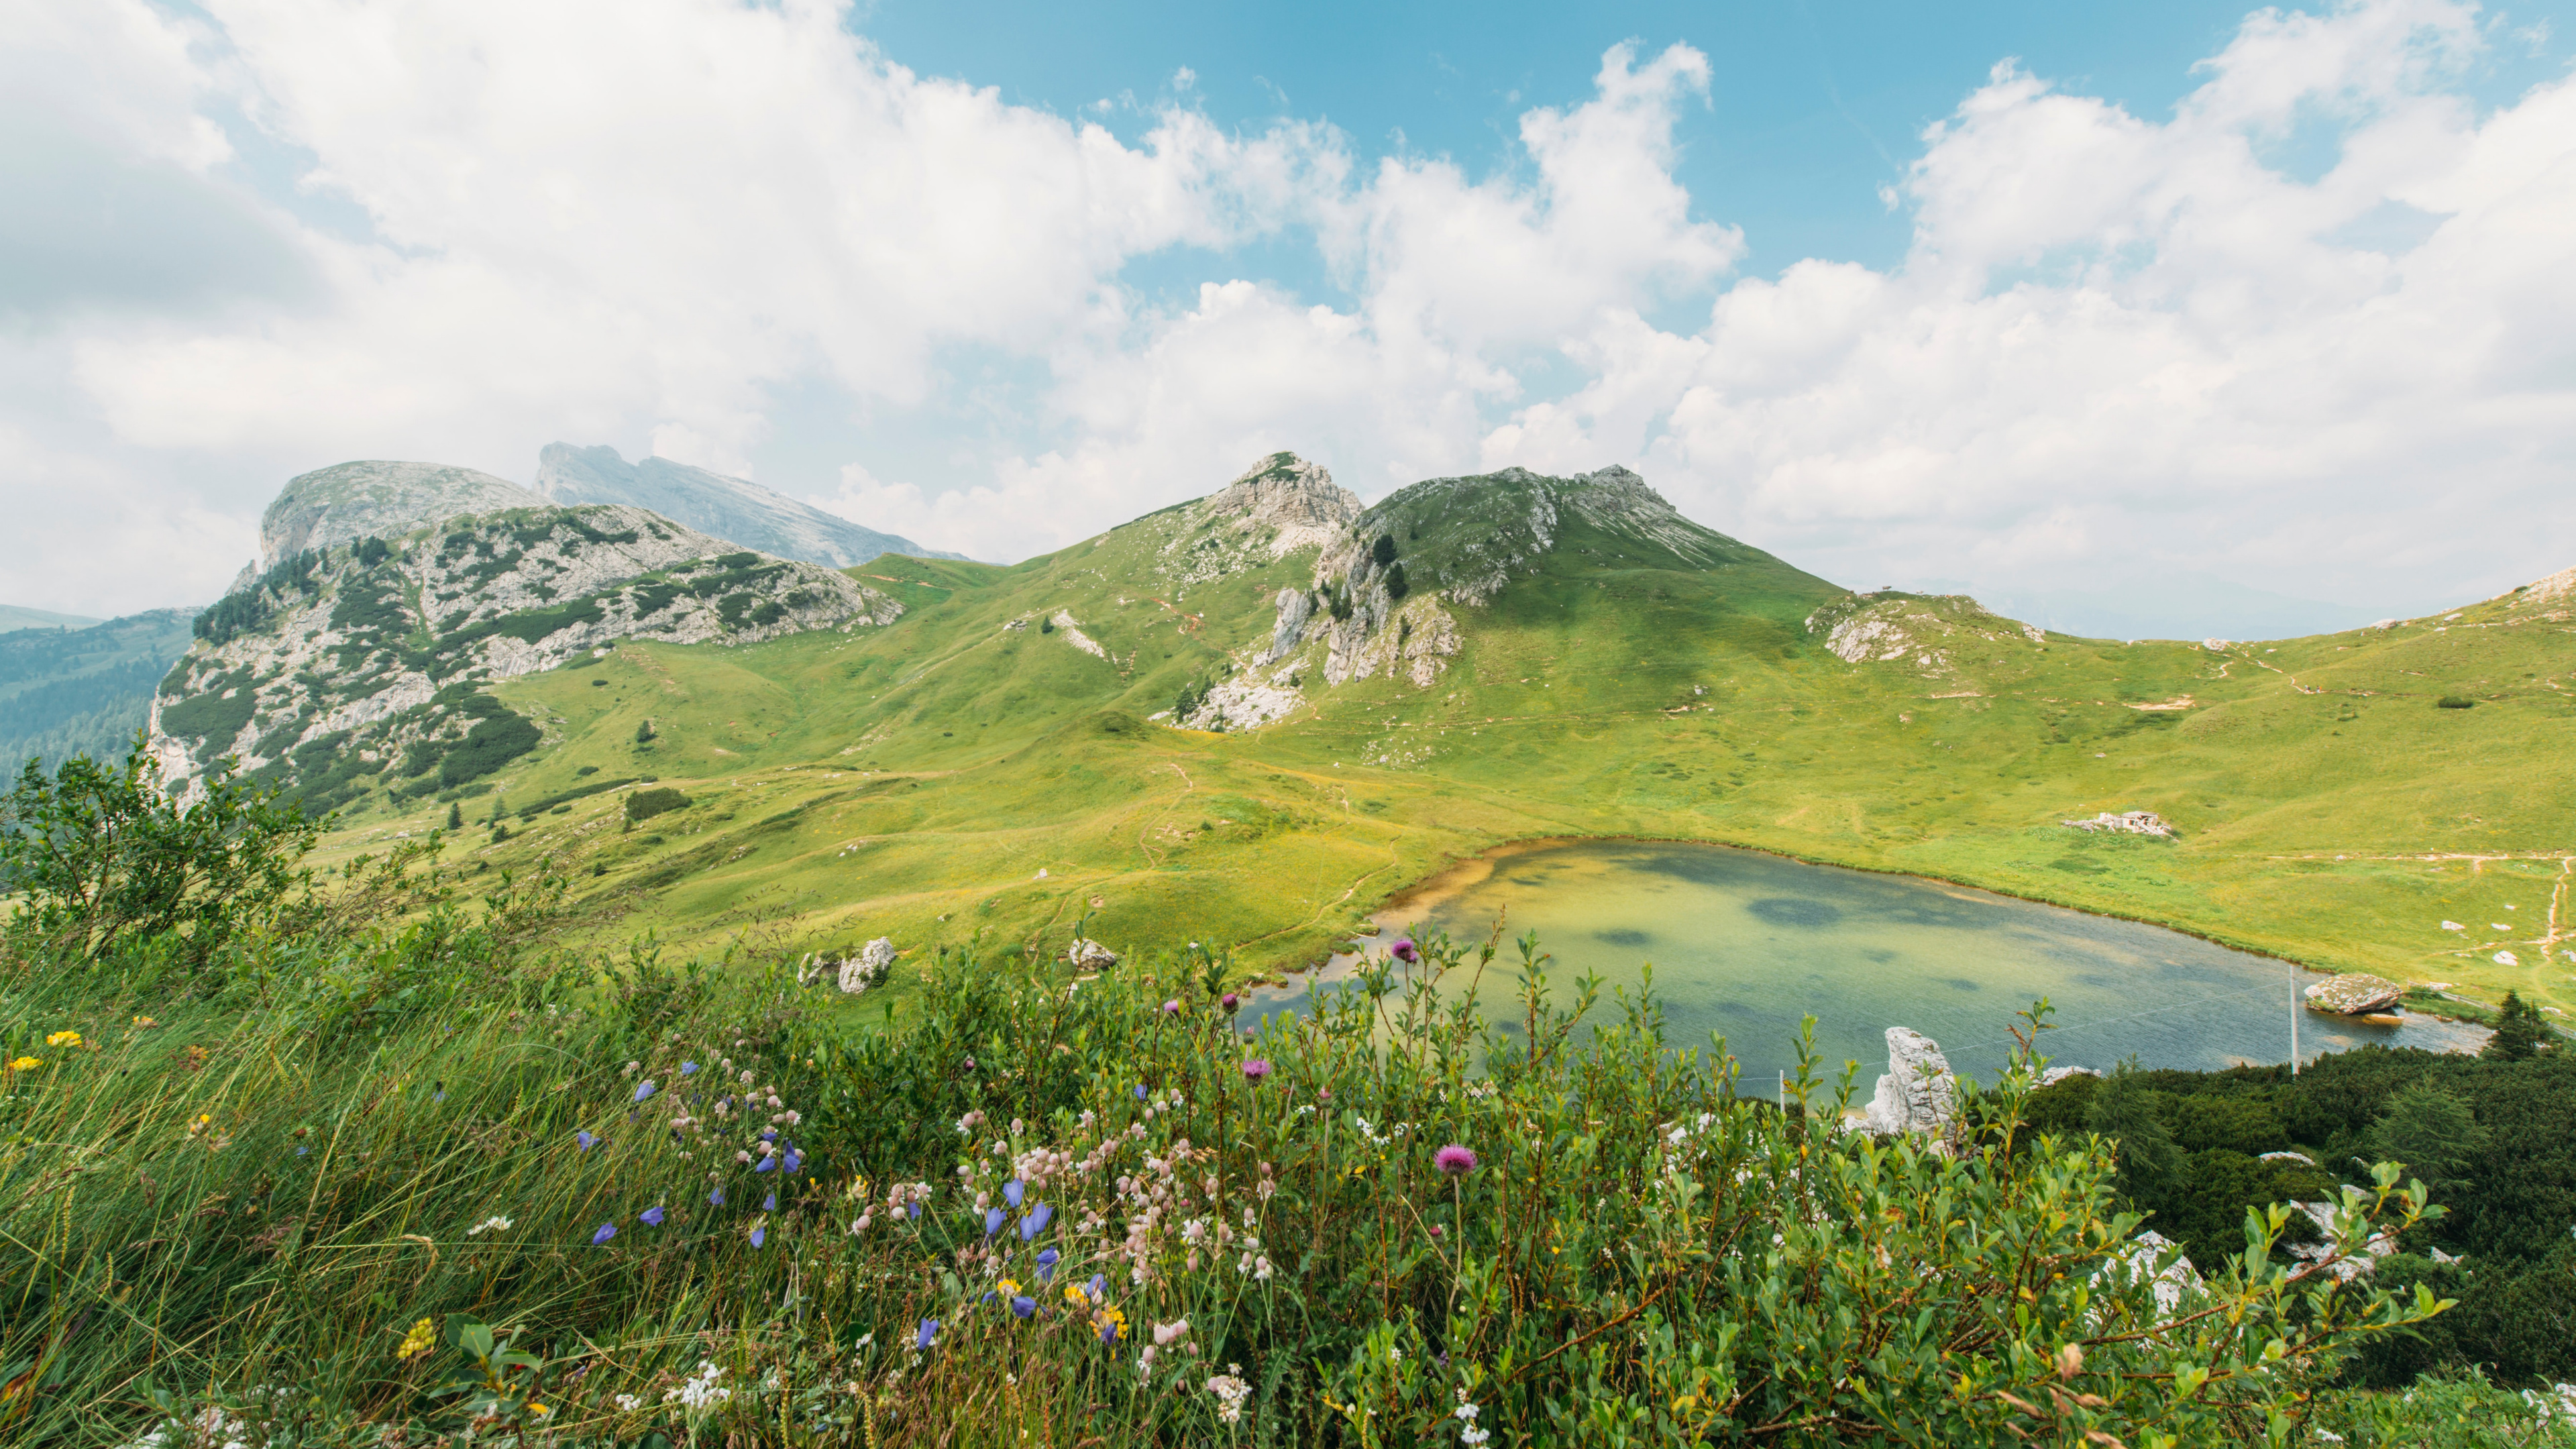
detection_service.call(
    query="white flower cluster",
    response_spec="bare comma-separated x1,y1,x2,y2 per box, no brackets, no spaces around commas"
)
1205,1368,1252,1425
466,1215,514,1236
665,1360,731,1411
1454,1389,1490,1446
116,1407,250,1449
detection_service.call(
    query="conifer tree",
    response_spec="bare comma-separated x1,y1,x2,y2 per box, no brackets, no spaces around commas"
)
446,802,464,830
2482,990,2553,1061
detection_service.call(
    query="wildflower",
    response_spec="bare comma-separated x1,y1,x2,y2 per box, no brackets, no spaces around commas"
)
1222,992,1240,1011
1153,1318,1191,1346
1087,1273,1108,1301
577,1131,598,1152
1134,1083,1148,1099
1391,938,1419,964
613,1395,641,1412
1161,1000,1179,1014
132,1016,157,1028
1434,1144,1479,1177
984,1207,1006,1237
1207,1371,1252,1425
467,1216,513,1236
395,1316,438,1362
1095,1304,1127,1344
1455,1393,1490,1446
45,1030,80,1049
749,1220,767,1248
1004,1177,1025,1208
680,1061,700,1075
1241,1059,1272,1083
1011,1294,1036,1318
708,1185,724,1206
634,1080,657,1104
763,1191,777,1212
1020,1203,1053,1240
6,1057,38,1072
1036,1247,1061,1281
592,1222,616,1246
781,1148,804,1173
641,1206,666,1226
754,1155,777,1175
916,1318,939,1350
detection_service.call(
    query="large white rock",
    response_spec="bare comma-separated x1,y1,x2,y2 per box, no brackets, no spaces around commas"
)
1857,1028,1957,1136
2303,973,2405,1014
839,937,896,994
1067,938,1120,970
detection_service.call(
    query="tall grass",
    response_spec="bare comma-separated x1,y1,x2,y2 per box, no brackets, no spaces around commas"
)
2,896,2501,1447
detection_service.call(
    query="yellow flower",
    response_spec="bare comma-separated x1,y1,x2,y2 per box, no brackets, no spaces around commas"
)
525,1403,549,1417
1063,1284,1090,1307
46,1030,80,1049
395,1316,438,1362
998,1278,1022,1296
7,1057,38,1072
132,1016,158,1028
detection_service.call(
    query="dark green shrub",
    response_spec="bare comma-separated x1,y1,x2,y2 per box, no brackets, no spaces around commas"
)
2436,696,2475,709
1371,533,1397,567
624,786,690,823
436,708,540,788
1385,561,1410,600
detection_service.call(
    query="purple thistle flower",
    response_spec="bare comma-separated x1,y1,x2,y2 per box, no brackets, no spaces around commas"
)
1010,1295,1036,1318
763,1191,777,1212
708,1186,724,1207
1161,999,1179,1014
1434,1144,1478,1177
1020,1203,1053,1240
916,1318,938,1350
1035,1247,1060,1281
576,1131,598,1152
591,1222,616,1246
633,1080,657,1104
1391,938,1419,964
641,1205,665,1226
1004,1177,1024,1208
1222,992,1240,1011
1240,1058,1272,1083
749,1223,766,1248
680,1061,699,1075
984,1207,1006,1238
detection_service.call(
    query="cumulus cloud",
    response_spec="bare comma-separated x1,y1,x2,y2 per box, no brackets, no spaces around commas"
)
5,0,2573,627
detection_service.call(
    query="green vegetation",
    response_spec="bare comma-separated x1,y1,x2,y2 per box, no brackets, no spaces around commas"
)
623,786,690,823
0,609,197,771
0,757,2499,1445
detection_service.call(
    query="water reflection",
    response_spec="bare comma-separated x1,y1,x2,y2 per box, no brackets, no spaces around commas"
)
1244,839,2487,1085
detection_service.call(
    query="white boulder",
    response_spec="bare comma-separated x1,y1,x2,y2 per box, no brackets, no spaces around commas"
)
1857,1028,1957,1136
839,937,896,994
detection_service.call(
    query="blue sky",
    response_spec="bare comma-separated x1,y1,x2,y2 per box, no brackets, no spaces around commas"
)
7,0,2576,635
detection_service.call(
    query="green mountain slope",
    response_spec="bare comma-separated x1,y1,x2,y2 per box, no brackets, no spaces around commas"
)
0,605,104,633
284,460,2571,1013
1,609,199,771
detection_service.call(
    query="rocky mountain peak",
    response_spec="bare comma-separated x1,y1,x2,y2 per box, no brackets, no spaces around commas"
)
534,442,963,568
262,461,541,570
1198,452,1362,557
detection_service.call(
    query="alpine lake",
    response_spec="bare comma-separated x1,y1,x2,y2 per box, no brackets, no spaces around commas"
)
1246,839,2489,1090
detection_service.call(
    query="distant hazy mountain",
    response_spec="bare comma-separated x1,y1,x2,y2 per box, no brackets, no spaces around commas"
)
533,443,963,568
0,605,103,633
1,608,199,771
263,460,543,568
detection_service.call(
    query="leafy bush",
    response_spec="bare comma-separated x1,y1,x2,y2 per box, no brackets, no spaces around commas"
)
435,707,541,788
624,786,691,823
2437,696,2477,708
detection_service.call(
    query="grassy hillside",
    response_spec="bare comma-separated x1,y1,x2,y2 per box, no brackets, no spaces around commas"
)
291,468,2573,1014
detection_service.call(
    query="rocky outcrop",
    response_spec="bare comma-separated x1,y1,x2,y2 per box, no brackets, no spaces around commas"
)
1329,464,1733,608
1067,938,1120,970
2039,1065,2102,1086
1197,453,1362,558
534,443,961,568
1856,1028,1957,1136
2061,810,2176,837
841,938,896,994
1263,587,1313,665
151,506,900,801
1805,592,2048,674
2304,973,2405,1015
262,460,541,568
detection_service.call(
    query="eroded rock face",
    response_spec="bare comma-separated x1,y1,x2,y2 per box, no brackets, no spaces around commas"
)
1197,453,1362,558
1857,1028,1957,1136
841,938,897,994
262,460,541,567
1804,591,2048,675
2303,973,2405,1014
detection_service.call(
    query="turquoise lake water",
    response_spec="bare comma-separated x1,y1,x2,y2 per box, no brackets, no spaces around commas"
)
1248,839,2485,1088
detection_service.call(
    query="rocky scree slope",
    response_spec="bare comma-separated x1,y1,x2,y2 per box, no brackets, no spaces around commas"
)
536,442,964,568
151,506,898,811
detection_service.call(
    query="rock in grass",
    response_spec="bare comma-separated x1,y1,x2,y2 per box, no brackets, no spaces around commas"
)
1065,938,1120,971
838,937,896,994
2060,810,2176,837
1858,1027,1956,1136
2303,973,2405,1014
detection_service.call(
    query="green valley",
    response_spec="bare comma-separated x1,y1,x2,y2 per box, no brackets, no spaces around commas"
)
277,455,2573,1016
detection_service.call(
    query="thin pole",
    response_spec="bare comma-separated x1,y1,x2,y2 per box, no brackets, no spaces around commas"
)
1778,1071,1785,1110
2298,959,2318,1072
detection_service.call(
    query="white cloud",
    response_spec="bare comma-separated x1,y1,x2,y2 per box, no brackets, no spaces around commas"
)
4,0,2573,628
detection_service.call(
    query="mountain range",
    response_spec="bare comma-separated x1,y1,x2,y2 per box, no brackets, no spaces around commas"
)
110,449,2569,1020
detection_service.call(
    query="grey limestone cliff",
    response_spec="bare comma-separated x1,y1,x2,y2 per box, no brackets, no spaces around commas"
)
262,461,543,570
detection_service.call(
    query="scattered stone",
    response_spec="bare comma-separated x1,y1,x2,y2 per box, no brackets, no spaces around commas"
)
2101,1230,2203,1315
2039,1065,2102,1086
1857,1028,1957,1136
1066,938,1120,971
2304,973,2406,1015
839,937,896,994
2288,1201,2399,1280
2061,810,2176,837
2494,950,2520,967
